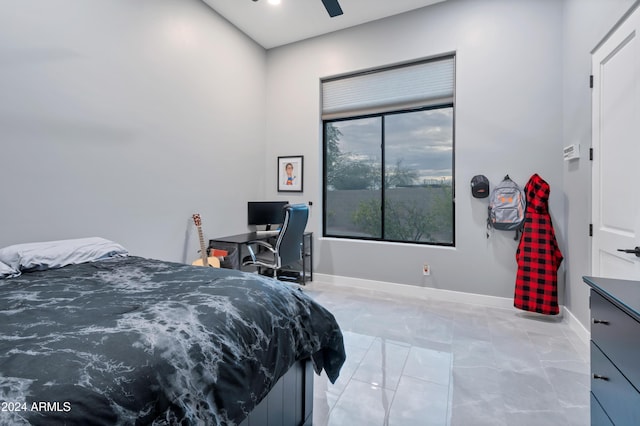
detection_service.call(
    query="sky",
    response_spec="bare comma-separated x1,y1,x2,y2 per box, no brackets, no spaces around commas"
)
330,107,453,184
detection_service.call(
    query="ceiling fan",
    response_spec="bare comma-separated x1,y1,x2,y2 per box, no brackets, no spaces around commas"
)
251,0,343,18
320,0,343,17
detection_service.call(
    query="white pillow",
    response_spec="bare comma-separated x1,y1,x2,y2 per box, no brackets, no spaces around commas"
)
0,237,128,274
0,261,19,279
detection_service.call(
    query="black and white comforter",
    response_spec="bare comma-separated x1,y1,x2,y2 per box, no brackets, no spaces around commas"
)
0,256,345,425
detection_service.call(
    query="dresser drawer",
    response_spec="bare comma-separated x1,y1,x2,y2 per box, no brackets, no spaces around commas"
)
591,290,640,390
591,392,613,426
591,342,640,425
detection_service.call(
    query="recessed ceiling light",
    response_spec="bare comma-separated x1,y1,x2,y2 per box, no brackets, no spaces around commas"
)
268,0,281,5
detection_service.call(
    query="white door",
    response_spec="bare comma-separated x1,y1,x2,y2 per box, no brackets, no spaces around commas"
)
592,6,640,279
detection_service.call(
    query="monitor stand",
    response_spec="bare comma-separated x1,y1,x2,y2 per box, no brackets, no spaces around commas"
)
256,224,279,236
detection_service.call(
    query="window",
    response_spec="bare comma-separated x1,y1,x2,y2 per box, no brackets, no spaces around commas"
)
322,55,455,245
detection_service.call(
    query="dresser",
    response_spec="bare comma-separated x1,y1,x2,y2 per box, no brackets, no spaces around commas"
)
583,276,640,425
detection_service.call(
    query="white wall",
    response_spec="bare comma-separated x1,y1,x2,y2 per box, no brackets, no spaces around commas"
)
265,0,565,299
0,0,266,262
561,0,635,326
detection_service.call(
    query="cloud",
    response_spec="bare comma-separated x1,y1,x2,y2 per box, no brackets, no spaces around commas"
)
328,107,453,179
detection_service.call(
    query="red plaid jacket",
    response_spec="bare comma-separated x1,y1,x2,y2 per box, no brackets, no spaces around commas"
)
514,174,563,315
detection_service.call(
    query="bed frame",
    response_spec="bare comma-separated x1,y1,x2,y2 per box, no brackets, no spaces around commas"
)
240,358,313,426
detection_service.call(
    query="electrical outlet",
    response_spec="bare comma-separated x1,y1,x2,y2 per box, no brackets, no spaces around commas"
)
423,263,430,276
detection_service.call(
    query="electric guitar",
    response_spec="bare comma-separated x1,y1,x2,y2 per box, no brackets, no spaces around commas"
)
191,214,220,268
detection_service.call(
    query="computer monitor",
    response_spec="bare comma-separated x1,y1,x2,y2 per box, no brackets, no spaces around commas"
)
247,201,289,230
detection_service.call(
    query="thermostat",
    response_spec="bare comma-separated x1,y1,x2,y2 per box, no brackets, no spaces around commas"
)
563,144,580,161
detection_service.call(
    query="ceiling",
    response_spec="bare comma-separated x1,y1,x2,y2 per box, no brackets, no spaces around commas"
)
201,0,447,49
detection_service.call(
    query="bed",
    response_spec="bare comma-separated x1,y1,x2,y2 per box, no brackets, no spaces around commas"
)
0,238,345,425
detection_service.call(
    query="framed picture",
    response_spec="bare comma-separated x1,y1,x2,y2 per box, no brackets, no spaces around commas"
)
278,156,303,192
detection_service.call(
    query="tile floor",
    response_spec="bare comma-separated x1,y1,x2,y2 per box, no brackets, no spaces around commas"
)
304,283,590,426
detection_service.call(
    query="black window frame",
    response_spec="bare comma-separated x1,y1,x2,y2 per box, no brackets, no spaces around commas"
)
322,103,456,247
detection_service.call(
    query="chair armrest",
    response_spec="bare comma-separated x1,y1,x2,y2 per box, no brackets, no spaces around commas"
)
245,240,276,251
245,240,276,263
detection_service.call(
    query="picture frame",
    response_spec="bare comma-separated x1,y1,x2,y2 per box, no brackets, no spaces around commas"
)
278,156,303,192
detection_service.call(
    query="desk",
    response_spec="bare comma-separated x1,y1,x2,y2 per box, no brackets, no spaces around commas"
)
209,232,313,284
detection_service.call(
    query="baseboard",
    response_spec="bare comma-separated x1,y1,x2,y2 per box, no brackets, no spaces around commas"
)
310,273,590,343
311,273,515,309
562,305,590,344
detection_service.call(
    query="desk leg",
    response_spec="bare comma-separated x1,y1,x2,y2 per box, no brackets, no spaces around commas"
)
302,247,306,285
235,242,242,271
308,236,313,282
301,233,312,285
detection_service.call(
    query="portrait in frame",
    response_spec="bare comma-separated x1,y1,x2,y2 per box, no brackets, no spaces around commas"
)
278,156,303,192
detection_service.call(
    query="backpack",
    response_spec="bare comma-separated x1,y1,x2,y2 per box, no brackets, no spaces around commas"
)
487,175,526,240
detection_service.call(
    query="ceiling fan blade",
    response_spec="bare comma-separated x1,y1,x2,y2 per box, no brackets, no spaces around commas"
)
321,0,343,17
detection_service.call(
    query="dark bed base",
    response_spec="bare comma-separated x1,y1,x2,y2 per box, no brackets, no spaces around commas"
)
240,358,314,426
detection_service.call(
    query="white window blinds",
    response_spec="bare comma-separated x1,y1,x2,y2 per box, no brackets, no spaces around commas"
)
322,56,455,120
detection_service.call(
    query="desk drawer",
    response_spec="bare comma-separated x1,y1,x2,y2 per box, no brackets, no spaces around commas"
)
591,342,640,425
591,290,640,389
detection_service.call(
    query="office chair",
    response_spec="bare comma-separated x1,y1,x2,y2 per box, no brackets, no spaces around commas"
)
242,203,309,279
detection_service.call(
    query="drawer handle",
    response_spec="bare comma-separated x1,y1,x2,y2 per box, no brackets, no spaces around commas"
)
592,374,609,381
592,318,610,325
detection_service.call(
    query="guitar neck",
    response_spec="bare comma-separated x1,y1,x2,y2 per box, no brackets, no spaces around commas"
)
196,225,208,267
